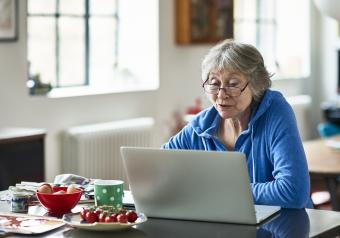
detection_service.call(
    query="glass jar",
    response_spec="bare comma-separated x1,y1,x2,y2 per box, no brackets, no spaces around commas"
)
11,193,29,213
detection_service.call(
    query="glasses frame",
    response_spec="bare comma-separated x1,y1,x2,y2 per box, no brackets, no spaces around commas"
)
202,78,249,97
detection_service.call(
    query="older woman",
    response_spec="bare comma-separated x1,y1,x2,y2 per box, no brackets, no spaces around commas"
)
162,39,312,209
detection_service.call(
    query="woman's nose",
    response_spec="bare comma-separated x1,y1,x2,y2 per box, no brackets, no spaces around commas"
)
217,88,229,98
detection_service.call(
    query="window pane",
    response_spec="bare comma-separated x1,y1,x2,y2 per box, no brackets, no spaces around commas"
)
59,17,85,87
234,0,256,20
27,0,158,93
28,0,56,14
257,24,276,73
275,0,310,78
258,0,275,20
27,17,56,85
233,22,257,45
89,17,118,86
59,0,85,15
90,0,117,15
234,0,310,79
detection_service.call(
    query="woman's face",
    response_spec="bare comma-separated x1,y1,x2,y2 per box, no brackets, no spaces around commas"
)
204,70,253,120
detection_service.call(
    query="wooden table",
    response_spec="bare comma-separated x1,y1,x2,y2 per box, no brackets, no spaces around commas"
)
304,136,340,210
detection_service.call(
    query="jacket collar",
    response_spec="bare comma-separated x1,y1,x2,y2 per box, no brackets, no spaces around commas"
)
190,89,279,137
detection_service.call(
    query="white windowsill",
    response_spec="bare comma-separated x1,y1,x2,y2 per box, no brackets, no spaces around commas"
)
46,83,159,99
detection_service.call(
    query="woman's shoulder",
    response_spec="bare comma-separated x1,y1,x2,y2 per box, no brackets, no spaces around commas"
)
188,106,220,136
252,90,295,127
258,90,297,130
261,90,292,112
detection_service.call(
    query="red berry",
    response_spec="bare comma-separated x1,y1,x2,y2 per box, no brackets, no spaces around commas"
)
94,208,101,216
105,216,114,223
117,214,128,223
80,208,88,220
85,211,98,223
98,213,107,223
119,209,127,215
110,213,118,222
126,211,138,223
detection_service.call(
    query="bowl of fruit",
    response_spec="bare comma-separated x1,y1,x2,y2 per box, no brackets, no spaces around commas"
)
36,184,82,215
63,205,147,231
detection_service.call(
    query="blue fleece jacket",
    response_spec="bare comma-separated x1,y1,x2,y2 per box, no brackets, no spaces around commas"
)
162,90,312,208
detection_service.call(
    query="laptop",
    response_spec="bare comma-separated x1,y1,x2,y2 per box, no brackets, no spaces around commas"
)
120,147,280,225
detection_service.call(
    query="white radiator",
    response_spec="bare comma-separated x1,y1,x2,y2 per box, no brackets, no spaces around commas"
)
62,118,155,186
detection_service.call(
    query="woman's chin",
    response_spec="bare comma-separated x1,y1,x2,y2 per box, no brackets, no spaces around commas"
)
217,110,235,119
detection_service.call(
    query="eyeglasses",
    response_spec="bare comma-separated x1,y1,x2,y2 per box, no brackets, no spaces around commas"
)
202,79,249,97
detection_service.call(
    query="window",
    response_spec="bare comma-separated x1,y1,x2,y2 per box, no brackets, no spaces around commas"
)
234,0,310,80
27,0,159,96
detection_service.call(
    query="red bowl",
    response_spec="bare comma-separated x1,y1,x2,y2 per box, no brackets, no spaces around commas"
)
36,186,82,215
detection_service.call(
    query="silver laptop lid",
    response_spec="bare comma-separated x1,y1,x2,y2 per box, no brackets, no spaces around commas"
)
121,147,257,224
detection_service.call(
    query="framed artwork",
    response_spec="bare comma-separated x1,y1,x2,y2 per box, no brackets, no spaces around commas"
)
0,0,18,41
176,0,234,45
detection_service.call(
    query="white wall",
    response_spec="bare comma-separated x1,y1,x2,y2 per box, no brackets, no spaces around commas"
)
319,16,339,103
308,0,340,137
0,1,331,182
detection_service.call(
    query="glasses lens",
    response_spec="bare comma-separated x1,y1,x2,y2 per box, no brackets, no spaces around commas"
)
204,84,219,94
203,83,245,96
228,88,242,97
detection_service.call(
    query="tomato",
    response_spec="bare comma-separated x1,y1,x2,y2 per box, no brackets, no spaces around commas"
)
80,208,88,221
104,213,118,223
119,209,127,215
117,213,128,223
81,206,135,223
126,211,138,223
94,208,101,217
110,213,118,222
98,212,107,223
85,211,98,223
104,216,113,223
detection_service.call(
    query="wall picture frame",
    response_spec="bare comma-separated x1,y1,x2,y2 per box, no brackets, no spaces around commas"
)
0,0,18,41
176,0,234,45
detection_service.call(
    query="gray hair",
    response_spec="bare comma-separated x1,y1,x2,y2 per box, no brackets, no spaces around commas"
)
201,39,272,102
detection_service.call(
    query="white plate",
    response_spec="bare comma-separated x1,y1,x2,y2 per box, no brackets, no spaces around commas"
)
62,212,147,231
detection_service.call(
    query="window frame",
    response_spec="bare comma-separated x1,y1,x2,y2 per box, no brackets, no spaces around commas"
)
234,0,310,80
27,0,119,88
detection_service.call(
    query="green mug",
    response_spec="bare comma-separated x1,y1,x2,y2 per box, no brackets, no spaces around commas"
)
94,180,124,210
